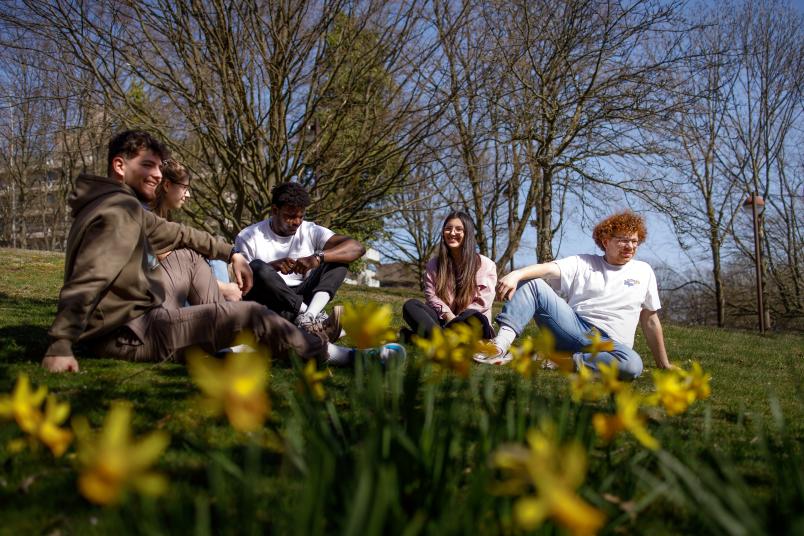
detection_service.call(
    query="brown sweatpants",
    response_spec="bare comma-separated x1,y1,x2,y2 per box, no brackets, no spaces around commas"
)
89,249,326,362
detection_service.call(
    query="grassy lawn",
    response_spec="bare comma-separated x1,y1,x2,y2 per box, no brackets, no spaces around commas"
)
0,247,802,535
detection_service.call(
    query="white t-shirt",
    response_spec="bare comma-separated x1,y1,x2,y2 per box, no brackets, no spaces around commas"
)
552,254,661,348
235,219,334,287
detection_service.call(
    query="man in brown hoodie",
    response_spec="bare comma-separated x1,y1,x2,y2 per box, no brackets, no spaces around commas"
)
42,130,326,372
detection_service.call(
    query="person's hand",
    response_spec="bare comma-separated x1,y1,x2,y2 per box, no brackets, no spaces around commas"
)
219,281,243,301
442,312,456,323
496,272,521,301
292,255,319,275
42,355,80,373
269,257,295,275
655,360,676,370
231,253,254,294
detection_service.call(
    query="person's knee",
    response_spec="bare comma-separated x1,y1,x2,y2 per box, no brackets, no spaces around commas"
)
249,259,276,274
510,278,548,301
530,278,553,295
323,262,349,273
403,299,421,313
617,354,643,380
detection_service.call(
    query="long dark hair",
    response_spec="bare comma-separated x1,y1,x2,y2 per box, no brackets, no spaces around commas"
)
434,211,480,312
152,159,190,220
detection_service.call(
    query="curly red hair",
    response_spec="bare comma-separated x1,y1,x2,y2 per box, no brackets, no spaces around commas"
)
592,211,647,250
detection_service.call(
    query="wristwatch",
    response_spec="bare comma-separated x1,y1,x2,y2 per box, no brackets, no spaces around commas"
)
314,250,325,264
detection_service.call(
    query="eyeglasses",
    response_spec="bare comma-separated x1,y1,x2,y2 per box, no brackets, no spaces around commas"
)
169,179,191,194
613,237,640,246
443,226,464,234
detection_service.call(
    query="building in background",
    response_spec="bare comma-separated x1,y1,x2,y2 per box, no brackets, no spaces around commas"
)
344,247,381,288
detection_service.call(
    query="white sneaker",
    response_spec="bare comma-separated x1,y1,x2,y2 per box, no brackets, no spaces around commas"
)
214,344,257,357
473,343,512,365
541,359,559,370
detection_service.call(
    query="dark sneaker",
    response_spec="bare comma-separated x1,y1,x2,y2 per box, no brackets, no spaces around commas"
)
319,305,343,342
398,327,414,344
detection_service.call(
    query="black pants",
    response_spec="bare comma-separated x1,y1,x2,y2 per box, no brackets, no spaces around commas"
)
246,260,348,320
402,299,495,339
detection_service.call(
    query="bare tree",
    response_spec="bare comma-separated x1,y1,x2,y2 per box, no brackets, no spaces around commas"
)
0,44,55,249
378,165,447,289
429,0,511,258
761,150,804,326
723,0,803,327
1,0,444,241
479,0,688,264
657,4,744,326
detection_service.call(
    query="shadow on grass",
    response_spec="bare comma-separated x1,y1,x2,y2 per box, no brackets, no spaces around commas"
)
0,291,57,305
0,324,50,363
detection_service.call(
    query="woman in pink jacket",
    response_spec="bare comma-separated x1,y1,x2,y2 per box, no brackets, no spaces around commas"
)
401,211,497,341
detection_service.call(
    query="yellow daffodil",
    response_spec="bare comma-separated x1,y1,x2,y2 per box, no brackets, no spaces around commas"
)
583,328,614,359
509,337,540,378
414,319,495,377
568,365,604,403
37,395,73,457
0,375,73,457
7,438,26,454
491,420,606,535
597,362,626,395
593,389,659,450
0,373,48,433
74,402,169,506
686,361,712,400
531,329,575,372
650,369,696,416
301,359,329,401
341,301,397,348
186,332,271,433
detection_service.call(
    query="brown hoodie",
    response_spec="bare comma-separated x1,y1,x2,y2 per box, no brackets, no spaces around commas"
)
46,174,232,357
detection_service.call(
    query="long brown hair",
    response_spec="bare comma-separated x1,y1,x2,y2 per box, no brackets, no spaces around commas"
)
434,211,480,312
152,159,190,220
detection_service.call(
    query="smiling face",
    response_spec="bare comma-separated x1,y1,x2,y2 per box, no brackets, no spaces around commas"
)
112,149,163,202
602,231,640,265
443,217,465,252
163,179,191,211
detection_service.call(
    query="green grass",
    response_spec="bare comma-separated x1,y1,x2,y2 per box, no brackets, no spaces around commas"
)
0,247,802,535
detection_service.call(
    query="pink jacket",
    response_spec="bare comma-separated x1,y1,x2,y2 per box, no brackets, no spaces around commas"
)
424,254,497,322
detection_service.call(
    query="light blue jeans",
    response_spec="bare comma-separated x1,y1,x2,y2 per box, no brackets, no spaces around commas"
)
208,259,230,283
496,279,643,380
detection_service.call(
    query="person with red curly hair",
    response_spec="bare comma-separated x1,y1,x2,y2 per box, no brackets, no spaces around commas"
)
474,211,672,379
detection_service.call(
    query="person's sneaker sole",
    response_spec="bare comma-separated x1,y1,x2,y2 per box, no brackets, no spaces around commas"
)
473,349,512,365
323,305,343,342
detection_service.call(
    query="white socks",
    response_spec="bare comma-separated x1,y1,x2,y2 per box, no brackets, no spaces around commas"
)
305,292,330,318
325,343,355,366
493,326,517,352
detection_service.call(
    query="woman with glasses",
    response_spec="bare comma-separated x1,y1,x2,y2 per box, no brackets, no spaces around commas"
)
152,159,192,219
400,211,497,341
152,160,242,301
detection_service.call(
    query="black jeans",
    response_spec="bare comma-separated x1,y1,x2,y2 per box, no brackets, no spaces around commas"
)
402,298,495,339
246,260,348,320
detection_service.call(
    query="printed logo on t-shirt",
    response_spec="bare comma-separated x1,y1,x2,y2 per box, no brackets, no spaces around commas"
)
624,278,640,287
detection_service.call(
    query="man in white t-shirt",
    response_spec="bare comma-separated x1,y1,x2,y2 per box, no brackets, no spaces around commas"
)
235,182,366,341
474,211,672,379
